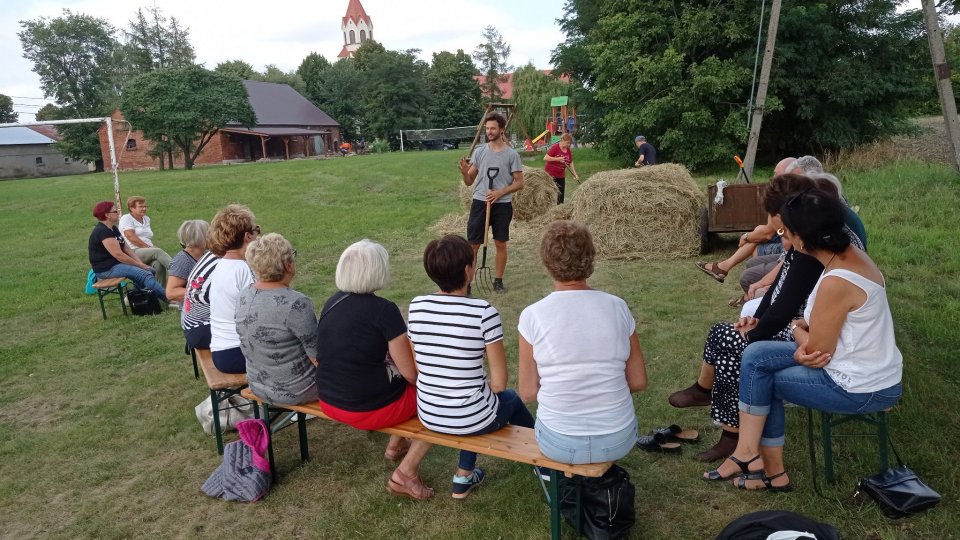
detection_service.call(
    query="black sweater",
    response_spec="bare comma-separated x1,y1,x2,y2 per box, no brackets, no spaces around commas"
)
746,249,824,342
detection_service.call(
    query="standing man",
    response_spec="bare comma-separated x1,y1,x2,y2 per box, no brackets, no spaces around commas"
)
119,196,172,286
634,135,657,167
458,113,525,293
543,133,580,204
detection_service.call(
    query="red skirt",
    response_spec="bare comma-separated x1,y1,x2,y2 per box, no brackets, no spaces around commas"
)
318,384,417,430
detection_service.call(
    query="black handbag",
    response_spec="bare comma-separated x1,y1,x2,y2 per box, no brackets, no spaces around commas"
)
127,289,163,316
857,440,941,519
557,464,635,540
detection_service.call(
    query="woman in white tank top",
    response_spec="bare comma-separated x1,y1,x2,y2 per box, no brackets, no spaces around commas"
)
705,188,902,492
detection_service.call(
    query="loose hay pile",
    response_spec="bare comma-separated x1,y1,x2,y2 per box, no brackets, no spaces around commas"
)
458,166,558,222
569,164,705,260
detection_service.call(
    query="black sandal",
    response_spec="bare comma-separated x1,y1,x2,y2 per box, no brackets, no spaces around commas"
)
650,424,700,443
635,433,681,454
703,454,761,481
734,471,793,492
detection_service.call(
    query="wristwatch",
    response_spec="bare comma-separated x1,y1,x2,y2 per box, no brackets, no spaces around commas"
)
741,233,749,242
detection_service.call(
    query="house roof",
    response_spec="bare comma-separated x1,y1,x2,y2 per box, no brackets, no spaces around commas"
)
474,70,571,100
343,0,372,27
221,126,333,137
0,126,56,146
232,80,340,128
27,125,62,140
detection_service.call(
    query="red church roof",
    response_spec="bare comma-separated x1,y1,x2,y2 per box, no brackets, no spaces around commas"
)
337,46,351,59
343,0,372,27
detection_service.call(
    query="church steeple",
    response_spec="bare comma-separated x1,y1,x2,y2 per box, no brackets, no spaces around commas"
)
337,0,373,58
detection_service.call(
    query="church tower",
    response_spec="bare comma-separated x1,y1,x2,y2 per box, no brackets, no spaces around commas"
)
337,0,373,58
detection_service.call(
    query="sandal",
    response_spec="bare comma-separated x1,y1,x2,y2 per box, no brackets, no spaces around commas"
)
635,433,681,454
384,438,411,461
650,424,700,443
695,261,727,283
733,471,794,492
387,468,434,500
703,454,761,481
728,294,749,308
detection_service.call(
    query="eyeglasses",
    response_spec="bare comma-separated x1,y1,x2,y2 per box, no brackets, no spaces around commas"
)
292,249,298,258
106,210,119,215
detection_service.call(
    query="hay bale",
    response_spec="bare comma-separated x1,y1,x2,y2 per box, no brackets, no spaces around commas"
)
512,167,558,221
429,213,469,237
569,164,705,260
456,166,558,222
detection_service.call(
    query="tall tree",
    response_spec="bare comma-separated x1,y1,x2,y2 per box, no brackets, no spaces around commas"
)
253,65,306,94
121,65,256,170
18,9,120,164
0,94,17,123
34,103,58,121
473,26,512,102
124,6,195,72
304,58,364,141
215,59,257,80
354,44,430,143
297,52,332,105
512,63,570,141
426,50,483,128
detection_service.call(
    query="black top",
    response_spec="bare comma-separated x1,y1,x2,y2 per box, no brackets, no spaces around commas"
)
88,223,126,273
315,293,408,411
638,142,657,165
747,249,823,342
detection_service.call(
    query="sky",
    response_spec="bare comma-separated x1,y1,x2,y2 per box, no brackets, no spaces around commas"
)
1,0,568,122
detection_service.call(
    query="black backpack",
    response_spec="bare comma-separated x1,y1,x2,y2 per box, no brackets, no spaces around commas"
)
127,290,163,316
715,510,840,540
557,464,635,540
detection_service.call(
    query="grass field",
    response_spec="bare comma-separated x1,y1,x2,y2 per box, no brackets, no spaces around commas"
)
0,149,957,539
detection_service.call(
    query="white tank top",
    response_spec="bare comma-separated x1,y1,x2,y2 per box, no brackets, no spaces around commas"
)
803,268,902,393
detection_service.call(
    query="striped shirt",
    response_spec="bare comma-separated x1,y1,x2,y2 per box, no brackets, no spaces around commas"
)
182,251,219,331
408,294,503,434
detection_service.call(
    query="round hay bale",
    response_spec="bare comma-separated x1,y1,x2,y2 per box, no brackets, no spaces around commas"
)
569,164,705,260
429,213,469,237
456,166,558,221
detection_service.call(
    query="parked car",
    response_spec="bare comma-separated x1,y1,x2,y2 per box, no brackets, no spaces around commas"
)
421,140,458,151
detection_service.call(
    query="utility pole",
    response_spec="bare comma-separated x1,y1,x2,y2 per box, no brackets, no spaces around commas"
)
742,0,782,181
922,0,960,173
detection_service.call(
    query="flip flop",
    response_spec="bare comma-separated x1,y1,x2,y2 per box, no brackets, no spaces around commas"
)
695,261,727,283
635,433,681,454
728,294,749,308
650,424,700,443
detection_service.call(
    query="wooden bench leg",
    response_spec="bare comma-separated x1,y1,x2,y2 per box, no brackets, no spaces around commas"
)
211,389,225,455
190,347,199,380
118,282,128,316
262,403,277,479
877,411,890,471
97,289,109,320
549,469,561,540
297,412,309,462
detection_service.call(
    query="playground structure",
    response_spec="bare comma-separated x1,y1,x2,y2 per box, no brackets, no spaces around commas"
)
527,96,577,151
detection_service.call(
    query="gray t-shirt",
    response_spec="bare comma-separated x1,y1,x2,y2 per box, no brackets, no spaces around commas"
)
471,143,523,203
236,286,319,405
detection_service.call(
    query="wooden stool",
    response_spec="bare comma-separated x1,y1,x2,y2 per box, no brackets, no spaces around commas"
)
807,409,890,484
91,278,129,320
195,348,248,454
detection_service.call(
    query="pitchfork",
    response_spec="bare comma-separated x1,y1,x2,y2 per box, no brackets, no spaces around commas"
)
474,166,499,294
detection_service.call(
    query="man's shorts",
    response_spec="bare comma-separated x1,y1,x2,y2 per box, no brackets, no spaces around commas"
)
756,235,784,257
467,199,513,244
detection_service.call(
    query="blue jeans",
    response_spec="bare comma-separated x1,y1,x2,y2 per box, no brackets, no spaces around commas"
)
739,341,902,446
457,389,534,471
756,235,784,256
534,416,638,465
96,263,168,303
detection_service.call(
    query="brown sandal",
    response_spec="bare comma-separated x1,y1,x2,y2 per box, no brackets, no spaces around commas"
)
387,469,434,500
695,261,727,283
728,294,749,308
384,438,411,461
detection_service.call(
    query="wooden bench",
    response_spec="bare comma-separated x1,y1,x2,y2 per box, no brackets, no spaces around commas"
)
806,408,891,486
91,277,128,320
194,348,248,455
240,387,612,540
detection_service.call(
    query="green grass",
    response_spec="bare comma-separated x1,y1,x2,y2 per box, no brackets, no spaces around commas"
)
0,150,957,539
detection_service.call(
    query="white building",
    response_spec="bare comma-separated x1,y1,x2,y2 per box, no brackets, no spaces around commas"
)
0,126,93,179
337,0,373,59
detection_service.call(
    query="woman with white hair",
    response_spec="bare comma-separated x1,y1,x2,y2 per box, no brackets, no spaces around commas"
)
166,219,209,303
236,233,318,405
314,239,433,500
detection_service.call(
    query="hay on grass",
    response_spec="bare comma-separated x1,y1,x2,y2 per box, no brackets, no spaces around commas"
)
429,213,468,237
569,164,705,260
457,166,558,222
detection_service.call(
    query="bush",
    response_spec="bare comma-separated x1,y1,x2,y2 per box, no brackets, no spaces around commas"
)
370,138,390,153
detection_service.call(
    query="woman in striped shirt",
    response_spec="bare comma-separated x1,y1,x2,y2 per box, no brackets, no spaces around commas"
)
408,234,534,499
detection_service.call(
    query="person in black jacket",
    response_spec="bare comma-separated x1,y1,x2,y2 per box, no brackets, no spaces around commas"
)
668,175,833,462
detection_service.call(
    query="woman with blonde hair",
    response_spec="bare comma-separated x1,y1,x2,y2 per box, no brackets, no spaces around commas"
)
315,240,433,500
236,233,318,405
207,204,259,374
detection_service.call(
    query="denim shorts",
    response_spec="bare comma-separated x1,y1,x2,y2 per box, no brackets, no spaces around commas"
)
534,416,638,464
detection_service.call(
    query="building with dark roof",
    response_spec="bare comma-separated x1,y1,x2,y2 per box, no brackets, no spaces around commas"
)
0,125,93,179
98,80,341,170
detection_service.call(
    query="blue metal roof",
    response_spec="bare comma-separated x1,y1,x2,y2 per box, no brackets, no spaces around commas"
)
0,126,56,146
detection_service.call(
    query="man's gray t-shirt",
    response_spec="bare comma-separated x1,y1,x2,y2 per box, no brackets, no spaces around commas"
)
471,144,523,203
236,286,319,405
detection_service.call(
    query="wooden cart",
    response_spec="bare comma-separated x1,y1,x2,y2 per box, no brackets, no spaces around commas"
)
699,182,768,254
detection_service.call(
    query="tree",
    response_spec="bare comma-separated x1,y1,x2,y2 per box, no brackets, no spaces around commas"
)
554,0,928,169
303,58,364,141
121,65,256,170
34,103,58,121
512,63,570,141
253,65,306,94
426,50,483,128
18,9,120,164
354,43,430,144
473,26,512,102
0,94,17,123
123,6,195,72
215,60,256,80
297,52,332,105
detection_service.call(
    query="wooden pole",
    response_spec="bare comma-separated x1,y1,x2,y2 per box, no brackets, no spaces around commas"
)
742,0,782,181
922,0,960,172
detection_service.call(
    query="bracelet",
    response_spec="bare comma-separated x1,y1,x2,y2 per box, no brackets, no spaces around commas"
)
791,324,799,331
742,233,749,242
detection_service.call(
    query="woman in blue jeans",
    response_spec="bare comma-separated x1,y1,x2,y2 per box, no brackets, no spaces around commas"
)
88,200,168,303
705,188,902,491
